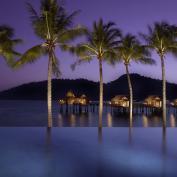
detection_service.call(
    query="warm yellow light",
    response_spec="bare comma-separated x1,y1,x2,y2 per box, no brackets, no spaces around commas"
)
70,114,76,127
142,115,149,128
170,114,176,127
107,113,113,127
59,99,65,104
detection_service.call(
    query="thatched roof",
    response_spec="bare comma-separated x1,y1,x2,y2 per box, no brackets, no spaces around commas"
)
145,95,161,101
80,94,87,99
66,90,75,98
111,95,129,101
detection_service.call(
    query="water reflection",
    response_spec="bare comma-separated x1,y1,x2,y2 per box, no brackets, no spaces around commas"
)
88,112,93,126
141,114,164,127
154,116,160,126
58,114,63,127
107,113,113,127
128,127,133,145
70,114,76,127
142,115,149,128
162,127,167,155
0,127,177,177
55,111,176,127
162,127,167,176
98,127,103,144
46,127,52,147
48,111,53,128
45,128,56,177
79,113,89,127
170,114,176,127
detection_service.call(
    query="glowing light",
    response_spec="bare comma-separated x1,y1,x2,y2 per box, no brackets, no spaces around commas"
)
70,114,76,127
107,113,113,127
142,115,149,128
58,114,63,127
170,114,176,127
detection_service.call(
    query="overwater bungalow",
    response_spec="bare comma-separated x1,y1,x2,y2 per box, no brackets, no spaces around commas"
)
59,91,89,105
111,95,129,107
73,94,89,105
144,95,162,108
66,90,76,104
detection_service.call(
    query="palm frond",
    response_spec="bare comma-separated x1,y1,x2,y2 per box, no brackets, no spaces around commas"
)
26,2,39,22
58,25,87,43
14,44,46,68
0,50,21,67
71,57,92,71
115,33,154,66
0,25,14,38
141,21,177,56
59,44,76,54
0,25,22,67
135,57,156,65
51,51,61,77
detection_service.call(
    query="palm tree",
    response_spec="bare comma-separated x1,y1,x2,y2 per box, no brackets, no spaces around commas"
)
141,22,177,125
0,25,21,66
68,19,121,127
15,0,85,127
115,34,154,125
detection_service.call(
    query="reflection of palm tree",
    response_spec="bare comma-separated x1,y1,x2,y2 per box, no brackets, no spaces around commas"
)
69,19,121,127
98,127,103,144
115,34,154,123
0,26,21,66
141,22,177,125
15,0,84,127
162,127,166,155
128,126,133,145
46,127,52,146
162,127,167,176
45,127,53,176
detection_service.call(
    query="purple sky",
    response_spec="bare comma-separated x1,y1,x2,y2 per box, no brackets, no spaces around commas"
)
0,0,177,91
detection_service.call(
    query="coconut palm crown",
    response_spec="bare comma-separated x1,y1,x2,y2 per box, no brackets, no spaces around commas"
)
68,19,121,127
141,21,177,125
15,0,85,127
0,25,21,66
115,34,155,124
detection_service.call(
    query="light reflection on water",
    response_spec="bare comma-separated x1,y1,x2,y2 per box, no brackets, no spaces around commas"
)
0,127,176,177
55,112,177,127
170,114,176,127
0,100,177,127
107,113,113,127
142,115,149,128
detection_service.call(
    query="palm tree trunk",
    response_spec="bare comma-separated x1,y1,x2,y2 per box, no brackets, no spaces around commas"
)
99,58,103,128
125,64,133,126
160,55,166,126
47,54,53,128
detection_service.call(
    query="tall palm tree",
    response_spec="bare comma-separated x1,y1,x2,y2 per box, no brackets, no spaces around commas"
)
68,19,121,127
141,22,177,125
115,34,154,125
15,0,85,127
0,25,21,66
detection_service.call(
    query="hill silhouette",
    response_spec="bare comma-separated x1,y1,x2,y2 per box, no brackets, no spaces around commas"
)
0,74,177,101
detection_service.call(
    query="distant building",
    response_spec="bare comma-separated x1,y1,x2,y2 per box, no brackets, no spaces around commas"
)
111,95,129,107
59,91,89,105
144,95,162,108
66,90,76,104
73,94,89,105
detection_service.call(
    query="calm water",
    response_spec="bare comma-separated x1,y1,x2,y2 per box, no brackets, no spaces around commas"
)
0,127,177,177
1,101,177,177
0,100,177,127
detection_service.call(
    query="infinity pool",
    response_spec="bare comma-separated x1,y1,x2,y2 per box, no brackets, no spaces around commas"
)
0,127,176,177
